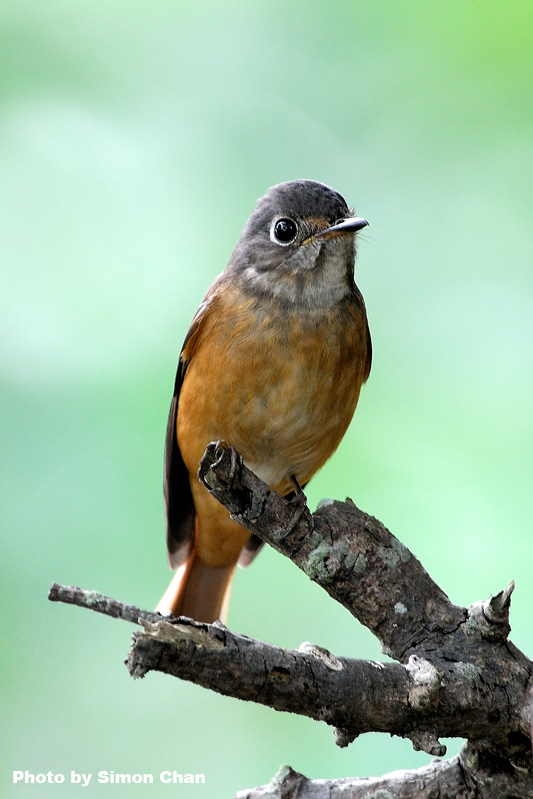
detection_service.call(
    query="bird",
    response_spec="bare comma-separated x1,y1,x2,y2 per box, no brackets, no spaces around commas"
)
155,179,371,623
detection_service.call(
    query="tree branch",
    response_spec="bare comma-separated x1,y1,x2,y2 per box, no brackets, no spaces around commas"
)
127,618,415,745
48,442,533,798
234,760,473,799
197,441,466,661
48,583,163,624
48,584,436,750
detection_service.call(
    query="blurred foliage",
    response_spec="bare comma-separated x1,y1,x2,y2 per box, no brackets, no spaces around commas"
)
1,1,532,797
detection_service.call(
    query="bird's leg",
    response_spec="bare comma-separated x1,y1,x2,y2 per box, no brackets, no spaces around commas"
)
226,444,240,488
212,440,241,490
280,475,310,540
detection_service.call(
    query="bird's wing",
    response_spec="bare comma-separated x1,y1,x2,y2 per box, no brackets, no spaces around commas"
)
163,295,215,568
163,361,195,568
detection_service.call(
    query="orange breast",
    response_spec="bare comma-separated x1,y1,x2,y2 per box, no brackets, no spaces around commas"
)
176,283,369,566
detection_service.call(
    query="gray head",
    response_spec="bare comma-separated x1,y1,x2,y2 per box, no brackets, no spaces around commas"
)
226,180,368,307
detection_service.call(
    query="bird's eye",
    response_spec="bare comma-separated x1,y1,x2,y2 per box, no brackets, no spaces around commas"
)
272,218,298,244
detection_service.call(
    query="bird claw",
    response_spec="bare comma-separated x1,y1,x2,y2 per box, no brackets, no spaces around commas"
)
280,476,309,540
212,440,241,490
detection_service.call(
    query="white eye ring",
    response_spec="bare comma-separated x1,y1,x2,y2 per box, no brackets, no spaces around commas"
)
270,217,298,246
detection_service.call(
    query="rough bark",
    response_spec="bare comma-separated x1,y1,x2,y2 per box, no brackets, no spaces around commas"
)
48,441,533,799
234,760,473,799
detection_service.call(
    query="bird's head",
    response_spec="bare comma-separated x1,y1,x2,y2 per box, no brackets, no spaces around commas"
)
227,180,368,307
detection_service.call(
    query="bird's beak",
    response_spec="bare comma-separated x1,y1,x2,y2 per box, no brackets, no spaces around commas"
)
312,216,369,241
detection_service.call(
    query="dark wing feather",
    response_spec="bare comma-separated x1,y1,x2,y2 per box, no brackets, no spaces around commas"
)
353,284,372,383
363,313,372,382
163,293,218,568
163,358,195,568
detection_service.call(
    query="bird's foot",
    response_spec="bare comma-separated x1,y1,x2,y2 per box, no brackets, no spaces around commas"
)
281,476,310,540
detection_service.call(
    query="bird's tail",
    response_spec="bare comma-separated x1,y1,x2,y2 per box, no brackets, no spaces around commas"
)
155,550,234,624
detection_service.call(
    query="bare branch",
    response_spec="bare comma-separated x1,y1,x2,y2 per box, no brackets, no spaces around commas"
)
48,583,164,624
234,760,473,799
49,580,529,765
127,618,418,743
124,613,530,757
48,443,533,799
198,441,464,659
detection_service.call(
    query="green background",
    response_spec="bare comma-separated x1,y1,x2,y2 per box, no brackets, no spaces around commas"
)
1,1,532,797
